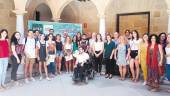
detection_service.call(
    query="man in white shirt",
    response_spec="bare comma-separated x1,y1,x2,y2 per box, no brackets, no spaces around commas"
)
73,46,89,81
23,30,37,83
74,47,89,67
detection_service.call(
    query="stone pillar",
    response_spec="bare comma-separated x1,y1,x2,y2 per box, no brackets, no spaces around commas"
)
98,14,106,40
13,10,27,75
13,10,27,39
167,10,170,33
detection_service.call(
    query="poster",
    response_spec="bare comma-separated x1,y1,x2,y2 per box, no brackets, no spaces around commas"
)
28,20,82,38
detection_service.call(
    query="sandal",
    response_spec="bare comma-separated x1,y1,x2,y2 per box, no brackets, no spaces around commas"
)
150,88,159,92
109,75,113,79
105,74,109,78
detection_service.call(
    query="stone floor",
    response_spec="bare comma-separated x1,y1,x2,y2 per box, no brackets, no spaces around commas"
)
0,73,170,96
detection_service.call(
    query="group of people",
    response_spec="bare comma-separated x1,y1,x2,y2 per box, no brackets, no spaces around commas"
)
0,28,170,92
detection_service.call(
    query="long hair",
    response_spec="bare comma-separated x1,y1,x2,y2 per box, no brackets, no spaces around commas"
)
142,33,149,43
158,32,167,44
96,33,102,42
0,29,8,39
148,34,159,44
10,32,20,45
132,30,139,40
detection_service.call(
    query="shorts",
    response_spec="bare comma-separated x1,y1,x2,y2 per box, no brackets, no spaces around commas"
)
25,58,35,65
56,51,63,57
39,58,46,62
130,50,138,59
35,58,39,64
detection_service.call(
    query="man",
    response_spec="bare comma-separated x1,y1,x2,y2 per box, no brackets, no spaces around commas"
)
45,29,55,41
23,30,37,83
80,34,89,53
33,30,40,76
73,46,89,81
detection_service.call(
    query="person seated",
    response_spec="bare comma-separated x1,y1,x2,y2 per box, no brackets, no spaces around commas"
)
73,46,89,81
73,46,89,68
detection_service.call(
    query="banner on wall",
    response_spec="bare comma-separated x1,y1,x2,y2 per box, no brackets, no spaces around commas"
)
28,20,82,38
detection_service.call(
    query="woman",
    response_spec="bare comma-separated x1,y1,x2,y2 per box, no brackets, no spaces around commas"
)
64,36,73,73
47,33,56,77
115,36,130,80
165,33,170,93
55,34,63,74
10,32,24,85
76,32,82,46
129,30,141,82
146,34,163,92
104,34,115,79
139,33,148,85
93,33,104,75
72,35,79,53
0,29,9,90
158,32,167,80
37,34,50,80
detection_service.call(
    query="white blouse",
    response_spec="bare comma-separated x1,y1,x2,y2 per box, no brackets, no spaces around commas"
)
129,39,141,50
93,41,104,51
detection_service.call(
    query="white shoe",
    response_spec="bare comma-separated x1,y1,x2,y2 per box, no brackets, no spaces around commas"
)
46,77,51,81
25,79,29,84
30,77,35,82
142,81,146,85
39,76,43,81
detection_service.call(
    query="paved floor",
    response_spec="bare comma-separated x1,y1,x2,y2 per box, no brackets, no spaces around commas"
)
0,74,170,96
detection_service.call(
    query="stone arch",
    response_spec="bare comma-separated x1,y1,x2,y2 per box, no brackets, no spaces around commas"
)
60,4,78,23
57,0,99,19
25,0,53,20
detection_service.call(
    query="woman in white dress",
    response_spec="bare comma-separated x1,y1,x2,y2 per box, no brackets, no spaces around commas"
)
64,36,73,73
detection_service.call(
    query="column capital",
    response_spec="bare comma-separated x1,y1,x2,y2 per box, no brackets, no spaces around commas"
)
52,17,61,22
97,13,106,19
13,10,27,15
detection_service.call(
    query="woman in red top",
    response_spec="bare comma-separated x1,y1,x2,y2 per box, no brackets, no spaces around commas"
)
0,29,9,91
146,34,163,92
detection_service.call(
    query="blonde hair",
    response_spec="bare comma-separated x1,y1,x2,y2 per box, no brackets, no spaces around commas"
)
118,35,128,44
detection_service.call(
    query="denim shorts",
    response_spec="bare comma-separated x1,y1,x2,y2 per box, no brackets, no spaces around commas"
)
56,51,63,57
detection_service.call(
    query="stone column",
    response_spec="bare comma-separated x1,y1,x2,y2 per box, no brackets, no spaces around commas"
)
13,10,27,75
52,17,61,22
13,10,27,39
98,14,106,40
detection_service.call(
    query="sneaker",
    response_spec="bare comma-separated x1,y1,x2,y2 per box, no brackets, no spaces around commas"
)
14,81,22,86
30,77,36,82
46,77,51,81
39,76,43,81
25,79,29,84
143,81,147,85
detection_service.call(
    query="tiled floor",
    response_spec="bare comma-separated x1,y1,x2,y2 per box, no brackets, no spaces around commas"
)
0,73,169,96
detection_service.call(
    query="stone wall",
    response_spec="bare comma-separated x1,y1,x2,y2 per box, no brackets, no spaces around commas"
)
0,0,16,37
105,0,168,36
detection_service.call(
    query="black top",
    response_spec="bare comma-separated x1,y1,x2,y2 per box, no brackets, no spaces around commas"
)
56,41,63,51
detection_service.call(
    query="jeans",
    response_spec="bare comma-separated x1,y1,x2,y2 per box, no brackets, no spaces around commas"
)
48,62,56,74
11,55,21,81
0,58,8,86
104,58,114,75
165,64,170,81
